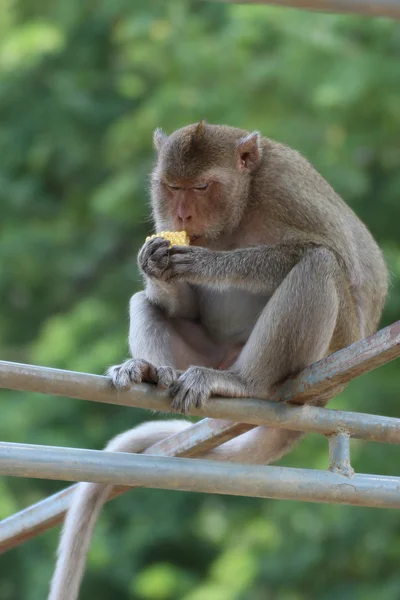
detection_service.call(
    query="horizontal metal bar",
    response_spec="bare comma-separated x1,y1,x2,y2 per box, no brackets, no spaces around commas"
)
0,441,399,509
0,419,254,552
0,324,399,443
1,323,399,415
213,0,400,20
1,360,399,440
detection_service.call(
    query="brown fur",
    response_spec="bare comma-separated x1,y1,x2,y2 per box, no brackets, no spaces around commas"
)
49,122,388,600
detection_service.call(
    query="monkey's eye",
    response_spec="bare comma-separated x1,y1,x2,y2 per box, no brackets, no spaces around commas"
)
166,184,182,191
193,184,209,191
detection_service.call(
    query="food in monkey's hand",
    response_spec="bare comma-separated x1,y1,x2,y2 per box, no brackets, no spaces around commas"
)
145,231,190,246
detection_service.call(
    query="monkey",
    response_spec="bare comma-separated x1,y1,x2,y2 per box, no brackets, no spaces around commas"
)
48,121,388,600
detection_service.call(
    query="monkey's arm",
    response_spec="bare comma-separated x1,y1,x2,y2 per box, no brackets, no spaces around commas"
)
144,278,199,319
164,242,323,294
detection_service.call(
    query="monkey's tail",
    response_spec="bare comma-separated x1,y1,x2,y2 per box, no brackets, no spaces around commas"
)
48,420,192,600
48,420,302,600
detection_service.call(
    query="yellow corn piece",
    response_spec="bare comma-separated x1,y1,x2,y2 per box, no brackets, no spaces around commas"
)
145,230,190,246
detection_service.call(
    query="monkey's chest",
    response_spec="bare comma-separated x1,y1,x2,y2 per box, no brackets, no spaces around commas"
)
197,287,269,344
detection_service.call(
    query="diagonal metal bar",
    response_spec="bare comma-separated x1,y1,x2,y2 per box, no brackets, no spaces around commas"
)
272,320,400,404
212,0,400,20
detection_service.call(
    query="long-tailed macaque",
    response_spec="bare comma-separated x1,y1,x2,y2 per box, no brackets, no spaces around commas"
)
49,122,388,600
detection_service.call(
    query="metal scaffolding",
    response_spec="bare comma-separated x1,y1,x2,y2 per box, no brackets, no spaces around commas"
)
0,320,399,553
214,0,400,20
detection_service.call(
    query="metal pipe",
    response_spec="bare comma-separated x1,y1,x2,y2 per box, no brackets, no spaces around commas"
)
1,323,399,413
0,487,72,553
0,441,399,509
213,0,400,20
0,419,254,552
328,433,354,477
0,371,399,442
0,322,399,551
272,320,400,404
0,322,399,443
2,359,400,443
3,396,399,551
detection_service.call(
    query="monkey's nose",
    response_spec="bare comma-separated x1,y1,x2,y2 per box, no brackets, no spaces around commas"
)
177,203,192,221
178,215,192,229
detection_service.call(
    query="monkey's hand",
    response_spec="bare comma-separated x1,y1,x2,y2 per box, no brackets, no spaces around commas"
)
158,245,212,283
139,239,210,283
138,237,172,279
165,245,211,282
138,238,200,319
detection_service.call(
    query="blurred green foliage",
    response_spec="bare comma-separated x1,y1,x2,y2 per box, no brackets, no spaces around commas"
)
0,1,399,599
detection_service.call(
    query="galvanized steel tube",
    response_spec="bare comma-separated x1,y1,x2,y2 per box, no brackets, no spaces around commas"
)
214,0,400,20
0,441,399,509
329,433,354,477
1,360,400,443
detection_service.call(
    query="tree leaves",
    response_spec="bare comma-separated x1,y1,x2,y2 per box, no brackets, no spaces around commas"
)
0,2,399,599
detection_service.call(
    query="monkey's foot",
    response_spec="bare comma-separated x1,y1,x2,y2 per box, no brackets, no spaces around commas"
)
107,359,179,390
169,367,249,414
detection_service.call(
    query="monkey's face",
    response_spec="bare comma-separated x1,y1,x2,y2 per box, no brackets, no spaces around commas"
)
150,122,262,244
151,171,244,244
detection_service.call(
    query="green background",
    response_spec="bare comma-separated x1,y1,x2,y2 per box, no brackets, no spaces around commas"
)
0,1,399,599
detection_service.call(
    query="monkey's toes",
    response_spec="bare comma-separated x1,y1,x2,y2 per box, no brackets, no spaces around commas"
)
106,359,158,389
169,367,211,413
155,366,181,389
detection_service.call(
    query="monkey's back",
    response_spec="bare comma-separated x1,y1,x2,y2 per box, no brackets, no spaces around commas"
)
256,138,388,336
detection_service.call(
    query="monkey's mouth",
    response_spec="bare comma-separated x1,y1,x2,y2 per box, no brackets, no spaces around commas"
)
189,234,204,246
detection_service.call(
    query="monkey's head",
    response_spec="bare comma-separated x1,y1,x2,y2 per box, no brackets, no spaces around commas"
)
150,121,263,244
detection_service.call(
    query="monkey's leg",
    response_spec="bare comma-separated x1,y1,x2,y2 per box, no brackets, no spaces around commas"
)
108,291,227,389
234,247,349,394
170,248,356,412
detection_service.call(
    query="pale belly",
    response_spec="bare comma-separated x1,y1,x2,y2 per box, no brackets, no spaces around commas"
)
197,286,270,345
170,287,269,370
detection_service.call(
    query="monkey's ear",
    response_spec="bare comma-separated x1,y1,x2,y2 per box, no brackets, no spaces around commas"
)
153,128,168,151
194,119,206,139
236,132,262,172
191,119,207,146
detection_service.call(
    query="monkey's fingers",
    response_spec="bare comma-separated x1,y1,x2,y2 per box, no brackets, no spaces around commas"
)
170,367,212,413
106,359,159,389
155,366,181,389
138,237,172,278
168,246,200,261
138,236,169,262
148,243,171,269
169,254,195,265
